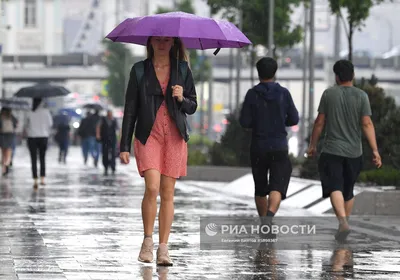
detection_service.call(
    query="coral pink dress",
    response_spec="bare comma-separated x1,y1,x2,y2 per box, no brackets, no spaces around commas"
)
134,71,188,179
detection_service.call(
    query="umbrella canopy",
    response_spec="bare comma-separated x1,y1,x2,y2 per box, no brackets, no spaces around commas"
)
82,103,104,111
106,11,251,52
58,108,81,118
14,83,70,98
53,113,71,127
0,98,30,110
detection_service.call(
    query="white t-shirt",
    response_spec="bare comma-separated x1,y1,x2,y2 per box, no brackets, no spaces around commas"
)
25,108,53,138
1,118,15,133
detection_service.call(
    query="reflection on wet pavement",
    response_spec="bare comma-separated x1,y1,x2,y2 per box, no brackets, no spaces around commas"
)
0,147,399,279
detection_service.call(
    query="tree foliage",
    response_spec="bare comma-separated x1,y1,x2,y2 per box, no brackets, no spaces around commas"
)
328,0,386,61
209,111,252,166
155,0,195,14
356,76,400,170
102,40,133,106
155,0,211,83
207,0,303,53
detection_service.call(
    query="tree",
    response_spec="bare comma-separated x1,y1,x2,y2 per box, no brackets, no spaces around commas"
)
328,0,386,62
102,40,133,106
356,76,400,170
155,0,211,84
209,110,252,166
207,0,303,101
207,0,303,55
155,0,194,14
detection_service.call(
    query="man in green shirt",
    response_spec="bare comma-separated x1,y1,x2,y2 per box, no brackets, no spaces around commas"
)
307,60,382,242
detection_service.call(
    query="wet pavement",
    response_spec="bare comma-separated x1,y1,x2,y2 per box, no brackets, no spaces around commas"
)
1,145,400,280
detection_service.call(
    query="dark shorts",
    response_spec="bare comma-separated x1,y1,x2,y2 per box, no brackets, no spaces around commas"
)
0,133,15,149
318,153,363,201
251,150,292,200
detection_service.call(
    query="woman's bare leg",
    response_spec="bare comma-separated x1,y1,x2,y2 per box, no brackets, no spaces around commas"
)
157,175,176,266
159,175,176,244
138,169,161,263
142,169,161,236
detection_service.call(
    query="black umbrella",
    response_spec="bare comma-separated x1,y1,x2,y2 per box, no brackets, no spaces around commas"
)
0,98,30,110
83,103,104,111
14,83,70,98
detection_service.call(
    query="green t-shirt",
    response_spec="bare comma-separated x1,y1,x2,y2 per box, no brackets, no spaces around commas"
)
318,85,372,158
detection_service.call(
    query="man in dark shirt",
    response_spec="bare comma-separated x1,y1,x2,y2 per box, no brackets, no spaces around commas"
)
79,110,101,167
240,57,299,219
97,110,119,176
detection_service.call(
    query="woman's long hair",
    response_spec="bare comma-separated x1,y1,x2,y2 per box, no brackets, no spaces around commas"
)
32,98,42,112
0,108,11,119
146,37,189,63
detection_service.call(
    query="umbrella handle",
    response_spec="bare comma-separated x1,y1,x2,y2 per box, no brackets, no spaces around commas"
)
177,48,179,84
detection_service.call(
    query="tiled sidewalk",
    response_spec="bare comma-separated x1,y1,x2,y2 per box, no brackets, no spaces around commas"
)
0,145,399,279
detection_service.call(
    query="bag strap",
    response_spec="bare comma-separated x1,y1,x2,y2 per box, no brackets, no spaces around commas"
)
179,61,188,82
134,61,145,85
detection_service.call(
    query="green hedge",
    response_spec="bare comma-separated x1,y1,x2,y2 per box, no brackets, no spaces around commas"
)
187,134,212,166
187,149,209,166
358,167,400,187
188,134,213,147
209,142,242,166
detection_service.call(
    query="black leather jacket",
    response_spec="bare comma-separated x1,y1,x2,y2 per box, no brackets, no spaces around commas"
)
120,58,197,153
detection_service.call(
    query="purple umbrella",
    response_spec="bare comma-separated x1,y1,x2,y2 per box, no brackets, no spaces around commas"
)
106,11,251,54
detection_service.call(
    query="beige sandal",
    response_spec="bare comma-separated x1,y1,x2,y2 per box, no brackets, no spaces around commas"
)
138,237,154,263
156,243,173,266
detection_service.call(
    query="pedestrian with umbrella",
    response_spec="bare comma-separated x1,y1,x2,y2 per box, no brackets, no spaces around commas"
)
23,98,53,187
119,35,194,266
15,83,69,187
108,11,251,266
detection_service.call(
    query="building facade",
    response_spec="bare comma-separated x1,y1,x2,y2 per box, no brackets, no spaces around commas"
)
2,0,64,55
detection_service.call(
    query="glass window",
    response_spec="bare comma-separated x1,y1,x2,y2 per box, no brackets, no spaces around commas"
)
24,0,37,28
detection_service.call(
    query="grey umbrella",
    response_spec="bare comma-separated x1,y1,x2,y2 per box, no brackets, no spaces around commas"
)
0,98,30,110
14,83,70,98
83,103,104,111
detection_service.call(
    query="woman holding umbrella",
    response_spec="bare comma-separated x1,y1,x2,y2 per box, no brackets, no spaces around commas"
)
119,36,197,266
14,83,69,186
108,11,251,266
24,98,53,187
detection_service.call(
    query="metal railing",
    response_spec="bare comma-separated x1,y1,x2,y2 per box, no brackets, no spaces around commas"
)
2,53,104,67
2,53,400,70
